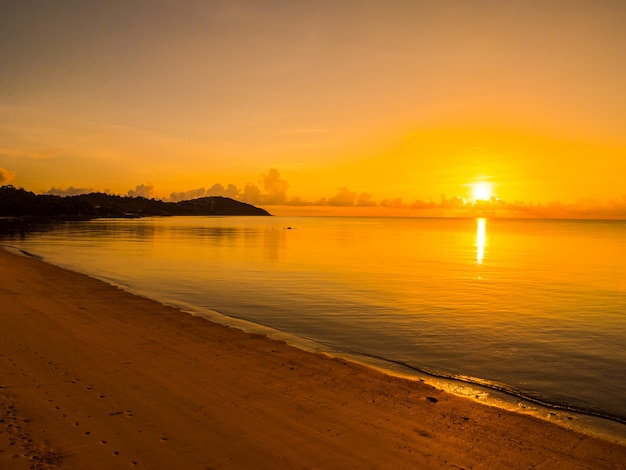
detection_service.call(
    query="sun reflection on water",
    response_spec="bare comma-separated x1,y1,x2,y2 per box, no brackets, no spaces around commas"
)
476,218,486,266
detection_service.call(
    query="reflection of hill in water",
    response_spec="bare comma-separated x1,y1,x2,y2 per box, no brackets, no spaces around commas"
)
0,185,271,219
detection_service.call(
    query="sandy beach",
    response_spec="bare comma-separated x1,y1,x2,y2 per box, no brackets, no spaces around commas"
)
1,247,625,469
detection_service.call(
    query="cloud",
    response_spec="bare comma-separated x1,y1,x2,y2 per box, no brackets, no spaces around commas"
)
127,183,155,198
169,183,242,202
30,167,626,220
0,167,16,184
239,169,289,205
410,199,436,209
206,183,240,198
262,168,289,204
44,186,93,196
169,187,208,202
439,194,466,209
241,183,263,204
328,187,358,206
356,192,376,207
380,197,405,209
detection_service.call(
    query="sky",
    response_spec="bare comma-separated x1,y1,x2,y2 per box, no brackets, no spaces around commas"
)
1,0,625,217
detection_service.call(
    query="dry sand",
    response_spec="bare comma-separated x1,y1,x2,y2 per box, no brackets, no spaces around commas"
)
1,247,625,469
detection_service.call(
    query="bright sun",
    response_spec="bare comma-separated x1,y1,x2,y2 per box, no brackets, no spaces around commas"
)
472,182,492,202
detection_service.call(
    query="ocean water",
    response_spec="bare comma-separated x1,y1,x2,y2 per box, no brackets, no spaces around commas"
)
2,216,625,431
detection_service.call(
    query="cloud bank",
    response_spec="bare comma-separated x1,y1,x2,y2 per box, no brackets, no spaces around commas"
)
35,168,626,220
44,186,95,196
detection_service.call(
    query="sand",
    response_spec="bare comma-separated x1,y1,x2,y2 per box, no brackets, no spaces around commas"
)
1,247,625,469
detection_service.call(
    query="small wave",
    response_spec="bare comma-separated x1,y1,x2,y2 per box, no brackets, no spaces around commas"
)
333,347,626,426
1,244,44,260
422,367,626,425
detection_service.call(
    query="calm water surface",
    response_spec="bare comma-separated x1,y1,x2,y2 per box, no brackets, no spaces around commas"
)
3,216,626,429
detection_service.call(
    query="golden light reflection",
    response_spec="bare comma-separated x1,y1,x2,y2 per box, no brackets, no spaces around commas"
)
476,218,486,265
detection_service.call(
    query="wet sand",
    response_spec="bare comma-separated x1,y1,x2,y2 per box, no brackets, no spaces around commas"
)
1,247,625,469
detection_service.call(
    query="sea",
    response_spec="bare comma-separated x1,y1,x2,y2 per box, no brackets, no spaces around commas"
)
2,216,625,440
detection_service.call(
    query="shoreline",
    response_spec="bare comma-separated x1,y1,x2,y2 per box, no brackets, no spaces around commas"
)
153,292,626,445
48,246,625,445
2,246,626,469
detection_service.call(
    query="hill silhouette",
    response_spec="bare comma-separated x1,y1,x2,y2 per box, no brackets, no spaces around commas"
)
0,186,271,218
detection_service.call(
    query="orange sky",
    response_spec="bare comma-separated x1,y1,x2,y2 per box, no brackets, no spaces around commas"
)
1,1,625,216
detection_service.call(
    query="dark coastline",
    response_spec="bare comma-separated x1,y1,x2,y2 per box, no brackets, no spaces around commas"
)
0,185,271,220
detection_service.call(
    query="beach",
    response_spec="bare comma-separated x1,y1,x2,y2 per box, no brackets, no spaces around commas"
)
1,247,625,469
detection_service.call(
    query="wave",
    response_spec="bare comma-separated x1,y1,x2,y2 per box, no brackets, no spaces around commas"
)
338,347,626,426
1,244,44,260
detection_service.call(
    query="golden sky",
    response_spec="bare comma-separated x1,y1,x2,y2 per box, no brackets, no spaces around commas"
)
1,1,625,216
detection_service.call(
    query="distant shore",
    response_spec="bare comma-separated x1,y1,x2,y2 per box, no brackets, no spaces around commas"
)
0,185,271,218
1,247,625,469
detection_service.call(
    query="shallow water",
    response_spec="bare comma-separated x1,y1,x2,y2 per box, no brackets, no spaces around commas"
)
2,216,626,426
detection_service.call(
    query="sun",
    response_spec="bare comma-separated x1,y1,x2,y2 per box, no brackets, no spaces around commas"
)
472,182,492,202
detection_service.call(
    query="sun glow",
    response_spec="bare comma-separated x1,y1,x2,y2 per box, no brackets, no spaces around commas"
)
472,182,493,202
